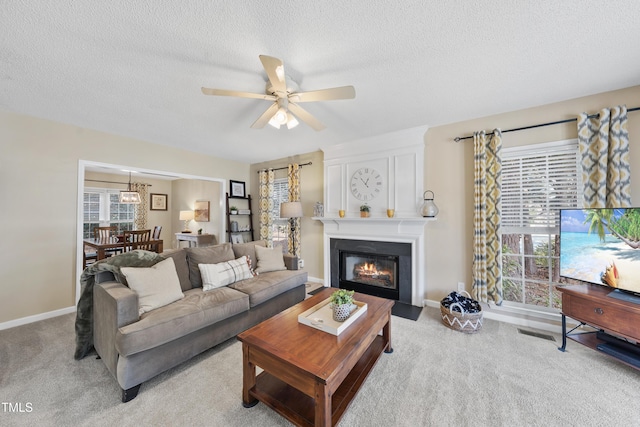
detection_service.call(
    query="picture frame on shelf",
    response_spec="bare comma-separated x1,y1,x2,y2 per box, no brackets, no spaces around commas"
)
231,233,244,244
194,200,210,222
230,180,246,198
150,193,168,211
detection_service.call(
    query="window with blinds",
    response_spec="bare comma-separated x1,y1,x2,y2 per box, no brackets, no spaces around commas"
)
501,139,580,310
271,179,290,249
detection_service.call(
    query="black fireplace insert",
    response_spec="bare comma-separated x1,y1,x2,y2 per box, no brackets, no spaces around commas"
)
330,238,412,303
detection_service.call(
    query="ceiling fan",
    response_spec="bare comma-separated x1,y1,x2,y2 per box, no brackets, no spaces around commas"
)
201,55,355,131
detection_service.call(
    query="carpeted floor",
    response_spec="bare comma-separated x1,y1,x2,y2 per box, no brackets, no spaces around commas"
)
2,295,640,426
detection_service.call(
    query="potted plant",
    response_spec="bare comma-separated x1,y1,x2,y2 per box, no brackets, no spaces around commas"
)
329,289,355,322
230,206,238,215
359,204,370,218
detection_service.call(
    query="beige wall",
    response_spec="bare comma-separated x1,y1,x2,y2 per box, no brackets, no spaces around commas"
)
424,85,640,302
0,110,250,324
3,85,639,324
171,179,223,248
250,151,324,281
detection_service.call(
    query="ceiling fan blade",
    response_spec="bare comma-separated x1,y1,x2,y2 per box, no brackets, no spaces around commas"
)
259,55,286,95
251,103,279,129
288,103,326,131
289,86,356,103
201,87,276,101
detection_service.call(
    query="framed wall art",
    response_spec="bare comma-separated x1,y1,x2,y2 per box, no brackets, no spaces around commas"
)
230,180,246,198
194,200,210,222
150,193,168,211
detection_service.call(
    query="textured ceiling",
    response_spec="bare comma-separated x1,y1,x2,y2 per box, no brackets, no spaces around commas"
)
3,1,640,163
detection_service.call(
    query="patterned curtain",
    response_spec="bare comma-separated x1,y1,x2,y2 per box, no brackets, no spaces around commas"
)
132,182,149,230
258,169,275,247
472,130,503,305
288,163,301,257
577,105,631,208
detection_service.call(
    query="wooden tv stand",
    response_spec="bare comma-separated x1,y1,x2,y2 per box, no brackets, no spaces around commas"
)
557,284,640,370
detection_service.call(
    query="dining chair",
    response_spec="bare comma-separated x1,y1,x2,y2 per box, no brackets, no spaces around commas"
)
94,226,118,241
93,226,123,257
123,229,154,252
152,225,162,240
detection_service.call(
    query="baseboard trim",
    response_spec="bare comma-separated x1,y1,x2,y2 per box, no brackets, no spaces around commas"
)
307,276,325,284
0,306,76,331
424,299,577,335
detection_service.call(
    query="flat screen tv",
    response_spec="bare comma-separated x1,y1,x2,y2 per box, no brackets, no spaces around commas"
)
560,207,640,300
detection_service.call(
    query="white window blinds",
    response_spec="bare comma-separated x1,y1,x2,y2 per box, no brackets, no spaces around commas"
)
502,140,580,232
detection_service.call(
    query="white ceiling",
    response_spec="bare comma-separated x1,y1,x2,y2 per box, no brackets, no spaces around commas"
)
3,1,640,164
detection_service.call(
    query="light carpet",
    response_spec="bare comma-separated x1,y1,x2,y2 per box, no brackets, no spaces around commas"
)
1,306,640,426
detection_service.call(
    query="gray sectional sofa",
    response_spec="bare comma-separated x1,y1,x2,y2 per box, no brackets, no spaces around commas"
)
92,240,307,402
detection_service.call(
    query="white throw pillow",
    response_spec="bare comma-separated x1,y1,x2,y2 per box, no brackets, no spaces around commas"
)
120,258,185,315
199,256,254,291
254,245,287,274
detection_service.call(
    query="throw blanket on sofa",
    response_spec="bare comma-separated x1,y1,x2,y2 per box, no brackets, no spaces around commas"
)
74,250,165,360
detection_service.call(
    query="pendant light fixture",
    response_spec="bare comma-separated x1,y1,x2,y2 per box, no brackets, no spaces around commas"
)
119,171,141,204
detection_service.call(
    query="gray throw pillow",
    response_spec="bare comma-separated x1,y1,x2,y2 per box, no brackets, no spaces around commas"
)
254,245,287,274
185,243,235,287
231,240,267,269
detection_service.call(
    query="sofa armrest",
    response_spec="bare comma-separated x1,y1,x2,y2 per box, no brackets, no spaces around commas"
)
93,281,139,378
283,254,299,270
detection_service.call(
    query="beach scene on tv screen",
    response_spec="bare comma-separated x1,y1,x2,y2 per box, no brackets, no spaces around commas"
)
560,208,640,293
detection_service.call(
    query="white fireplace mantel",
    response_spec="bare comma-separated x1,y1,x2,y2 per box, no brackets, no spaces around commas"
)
314,216,434,306
313,217,434,235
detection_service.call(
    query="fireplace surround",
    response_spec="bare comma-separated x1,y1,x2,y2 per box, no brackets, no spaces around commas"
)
315,217,431,306
331,238,412,304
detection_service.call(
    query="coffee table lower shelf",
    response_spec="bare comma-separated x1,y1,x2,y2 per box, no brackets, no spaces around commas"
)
249,336,387,427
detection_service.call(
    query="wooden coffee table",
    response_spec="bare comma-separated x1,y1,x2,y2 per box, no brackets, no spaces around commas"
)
237,288,394,427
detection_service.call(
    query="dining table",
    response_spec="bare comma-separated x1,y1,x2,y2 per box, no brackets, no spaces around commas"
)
83,237,163,261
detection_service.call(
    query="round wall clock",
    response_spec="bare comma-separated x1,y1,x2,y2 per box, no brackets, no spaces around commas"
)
350,167,383,201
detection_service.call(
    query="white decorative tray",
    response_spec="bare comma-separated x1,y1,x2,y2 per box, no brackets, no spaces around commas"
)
298,298,368,336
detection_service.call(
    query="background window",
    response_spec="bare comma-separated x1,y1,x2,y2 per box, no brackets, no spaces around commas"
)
501,140,580,310
270,179,290,251
83,189,135,238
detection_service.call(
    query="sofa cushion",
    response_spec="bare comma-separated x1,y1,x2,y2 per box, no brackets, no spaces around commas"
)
120,258,185,315
185,243,235,288
199,256,254,291
231,240,267,270
161,249,191,291
115,286,249,357
229,269,308,307
254,245,287,274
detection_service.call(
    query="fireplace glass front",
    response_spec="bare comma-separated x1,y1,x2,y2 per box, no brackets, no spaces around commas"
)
340,251,398,291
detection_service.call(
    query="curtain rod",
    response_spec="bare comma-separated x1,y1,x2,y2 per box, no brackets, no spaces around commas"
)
85,179,152,186
256,161,312,173
453,106,640,142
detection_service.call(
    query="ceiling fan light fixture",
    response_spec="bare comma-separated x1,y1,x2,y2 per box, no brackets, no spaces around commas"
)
268,117,281,129
286,112,299,129
274,107,288,125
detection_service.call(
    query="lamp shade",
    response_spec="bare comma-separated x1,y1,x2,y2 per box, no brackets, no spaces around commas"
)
179,210,194,221
280,201,303,219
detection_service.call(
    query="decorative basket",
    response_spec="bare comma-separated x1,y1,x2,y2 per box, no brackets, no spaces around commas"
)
440,291,483,334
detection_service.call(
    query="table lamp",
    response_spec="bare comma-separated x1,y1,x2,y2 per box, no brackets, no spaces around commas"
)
179,210,194,233
280,201,303,255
